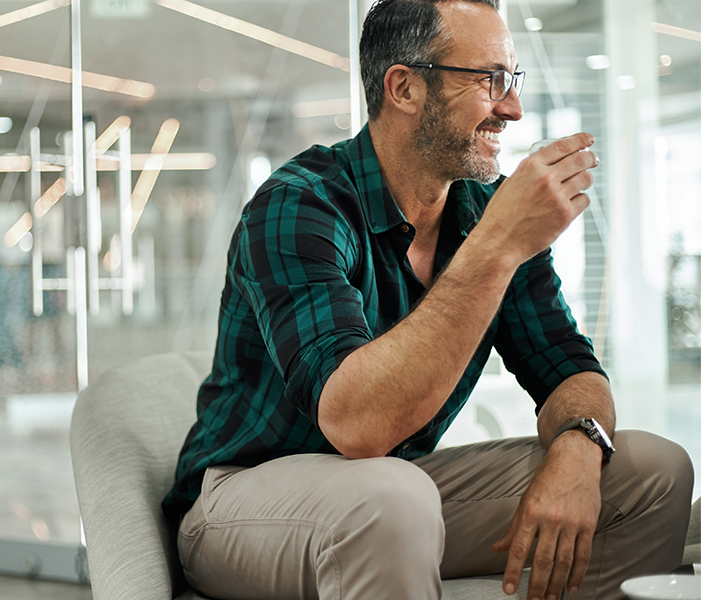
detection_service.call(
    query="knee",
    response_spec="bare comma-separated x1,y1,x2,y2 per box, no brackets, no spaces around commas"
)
609,430,694,509
331,457,445,548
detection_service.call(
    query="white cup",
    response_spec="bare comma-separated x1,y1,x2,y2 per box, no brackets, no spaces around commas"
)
528,139,559,154
528,138,591,155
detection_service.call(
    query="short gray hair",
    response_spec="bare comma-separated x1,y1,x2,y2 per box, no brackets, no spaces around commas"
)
359,0,500,121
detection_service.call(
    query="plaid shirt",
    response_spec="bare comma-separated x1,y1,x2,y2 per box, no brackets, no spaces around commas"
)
163,124,605,521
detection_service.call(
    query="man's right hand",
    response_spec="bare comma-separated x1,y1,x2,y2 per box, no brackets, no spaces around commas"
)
319,133,599,460
479,132,599,263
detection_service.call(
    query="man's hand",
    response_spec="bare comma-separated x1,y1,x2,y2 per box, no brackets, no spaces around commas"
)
479,132,599,264
492,432,603,600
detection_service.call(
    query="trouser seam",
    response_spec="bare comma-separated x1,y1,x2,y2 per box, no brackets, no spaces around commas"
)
194,518,345,600
198,517,344,532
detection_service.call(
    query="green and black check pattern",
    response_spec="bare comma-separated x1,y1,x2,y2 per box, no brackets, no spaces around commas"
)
163,124,606,522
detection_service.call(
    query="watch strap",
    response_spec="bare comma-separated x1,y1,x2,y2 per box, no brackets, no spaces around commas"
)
553,418,615,466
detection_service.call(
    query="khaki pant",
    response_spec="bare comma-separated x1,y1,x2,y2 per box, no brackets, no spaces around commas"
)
178,431,694,600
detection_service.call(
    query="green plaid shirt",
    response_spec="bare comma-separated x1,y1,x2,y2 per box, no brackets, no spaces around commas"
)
163,124,605,521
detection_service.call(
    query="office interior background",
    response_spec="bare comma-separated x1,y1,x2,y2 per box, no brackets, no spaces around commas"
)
0,0,699,588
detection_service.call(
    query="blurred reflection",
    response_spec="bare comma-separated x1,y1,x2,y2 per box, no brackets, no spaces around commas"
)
0,0,698,552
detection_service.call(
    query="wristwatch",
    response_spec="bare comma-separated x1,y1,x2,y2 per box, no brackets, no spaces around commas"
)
553,418,615,466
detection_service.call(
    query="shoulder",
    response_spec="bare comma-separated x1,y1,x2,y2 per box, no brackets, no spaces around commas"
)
236,140,366,247
259,140,357,201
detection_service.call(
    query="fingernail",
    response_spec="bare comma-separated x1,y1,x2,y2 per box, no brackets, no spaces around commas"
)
570,586,579,595
546,595,558,600
505,583,515,595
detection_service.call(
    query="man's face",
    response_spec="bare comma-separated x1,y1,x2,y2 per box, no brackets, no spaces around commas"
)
413,2,523,184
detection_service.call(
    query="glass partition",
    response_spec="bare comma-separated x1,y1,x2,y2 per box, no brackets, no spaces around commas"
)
0,0,352,557
0,0,698,580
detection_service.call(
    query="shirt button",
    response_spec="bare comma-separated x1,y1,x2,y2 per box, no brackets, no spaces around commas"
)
400,223,410,233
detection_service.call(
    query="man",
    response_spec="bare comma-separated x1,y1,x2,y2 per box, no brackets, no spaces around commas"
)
164,1,694,599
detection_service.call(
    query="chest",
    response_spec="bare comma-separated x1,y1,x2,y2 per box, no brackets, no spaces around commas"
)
406,243,438,288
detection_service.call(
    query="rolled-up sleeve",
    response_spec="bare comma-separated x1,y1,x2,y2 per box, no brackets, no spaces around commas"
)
494,248,607,414
231,181,373,426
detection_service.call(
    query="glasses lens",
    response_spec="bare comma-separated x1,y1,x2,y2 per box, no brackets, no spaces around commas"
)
490,70,510,101
514,72,525,97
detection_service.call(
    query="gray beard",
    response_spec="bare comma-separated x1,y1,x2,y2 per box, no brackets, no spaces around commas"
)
414,86,504,184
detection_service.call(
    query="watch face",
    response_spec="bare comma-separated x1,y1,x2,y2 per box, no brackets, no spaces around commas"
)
591,418,613,448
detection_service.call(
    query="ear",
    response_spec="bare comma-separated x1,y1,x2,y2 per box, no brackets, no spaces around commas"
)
383,65,425,116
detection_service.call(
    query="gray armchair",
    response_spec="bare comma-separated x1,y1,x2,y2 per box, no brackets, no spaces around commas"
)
69,352,698,600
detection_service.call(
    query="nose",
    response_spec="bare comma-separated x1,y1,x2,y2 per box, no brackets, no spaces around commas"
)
494,86,523,122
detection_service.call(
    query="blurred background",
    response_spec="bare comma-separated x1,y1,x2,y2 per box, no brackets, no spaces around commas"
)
0,0,699,585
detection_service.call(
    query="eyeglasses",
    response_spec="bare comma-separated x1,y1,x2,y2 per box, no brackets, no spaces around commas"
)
406,63,525,101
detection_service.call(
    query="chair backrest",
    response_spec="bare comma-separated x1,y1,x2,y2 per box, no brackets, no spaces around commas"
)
70,351,212,600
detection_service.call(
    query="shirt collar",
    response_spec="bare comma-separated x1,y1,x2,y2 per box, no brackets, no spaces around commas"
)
347,124,405,233
346,123,486,235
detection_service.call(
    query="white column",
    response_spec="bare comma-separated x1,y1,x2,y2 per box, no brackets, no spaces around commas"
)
604,0,667,386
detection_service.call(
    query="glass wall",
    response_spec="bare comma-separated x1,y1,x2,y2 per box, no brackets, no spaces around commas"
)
0,0,352,549
0,0,698,564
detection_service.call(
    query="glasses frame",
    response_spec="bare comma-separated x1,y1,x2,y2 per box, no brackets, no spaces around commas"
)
406,63,525,101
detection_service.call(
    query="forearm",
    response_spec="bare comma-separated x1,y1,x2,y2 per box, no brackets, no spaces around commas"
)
537,371,616,451
320,133,599,459
319,227,521,458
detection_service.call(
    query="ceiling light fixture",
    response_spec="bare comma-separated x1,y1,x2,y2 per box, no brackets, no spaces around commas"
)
1,152,216,172
3,212,32,248
0,0,70,29
155,0,351,72
96,153,216,171
0,116,13,133
585,55,611,70
651,22,701,43
0,54,156,98
524,17,543,32
4,177,67,247
0,155,30,171
131,118,180,232
34,177,67,217
94,115,132,154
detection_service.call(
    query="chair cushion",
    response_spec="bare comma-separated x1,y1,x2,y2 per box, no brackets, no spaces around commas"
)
173,574,528,600
71,352,212,600
683,497,700,565
442,574,527,599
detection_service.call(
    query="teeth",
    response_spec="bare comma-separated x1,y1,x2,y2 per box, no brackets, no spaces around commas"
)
478,130,499,142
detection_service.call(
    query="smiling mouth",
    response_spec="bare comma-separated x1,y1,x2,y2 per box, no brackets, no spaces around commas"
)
477,129,500,142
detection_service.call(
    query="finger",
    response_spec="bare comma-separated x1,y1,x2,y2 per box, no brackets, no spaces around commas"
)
493,512,520,554
562,170,595,201
566,532,594,595
568,193,591,219
502,527,537,596
538,133,594,164
526,533,559,600
543,533,576,600
492,535,511,554
556,149,599,183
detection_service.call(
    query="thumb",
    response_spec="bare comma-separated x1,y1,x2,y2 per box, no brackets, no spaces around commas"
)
492,518,518,554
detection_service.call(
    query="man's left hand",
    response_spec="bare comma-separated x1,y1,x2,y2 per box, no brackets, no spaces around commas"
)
492,431,603,600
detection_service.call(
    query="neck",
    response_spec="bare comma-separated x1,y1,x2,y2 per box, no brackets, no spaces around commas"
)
368,118,450,231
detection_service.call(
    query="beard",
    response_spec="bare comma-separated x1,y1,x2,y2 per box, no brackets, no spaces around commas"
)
414,84,505,184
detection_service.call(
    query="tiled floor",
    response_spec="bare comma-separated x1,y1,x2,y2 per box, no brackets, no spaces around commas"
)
0,367,698,598
0,575,91,600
